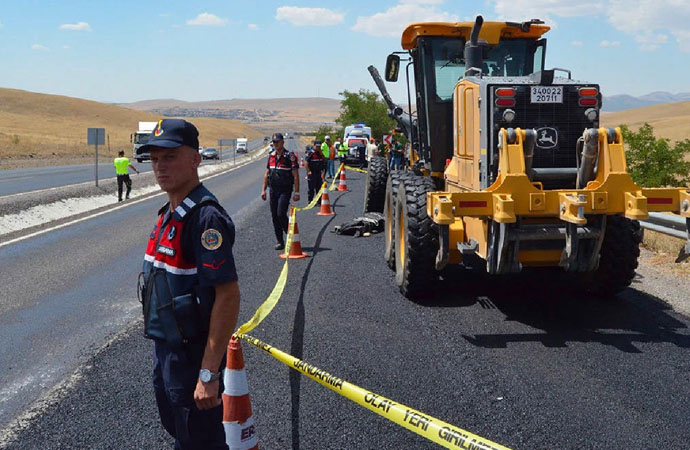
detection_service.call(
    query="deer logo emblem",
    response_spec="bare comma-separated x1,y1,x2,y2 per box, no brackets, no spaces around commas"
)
536,127,558,149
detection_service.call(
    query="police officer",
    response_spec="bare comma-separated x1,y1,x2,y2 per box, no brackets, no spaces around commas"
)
261,132,300,250
137,119,240,450
305,140,325,204
113,150,139,201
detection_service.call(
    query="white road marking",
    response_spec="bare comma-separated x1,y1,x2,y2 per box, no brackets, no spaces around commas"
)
0,149,267,249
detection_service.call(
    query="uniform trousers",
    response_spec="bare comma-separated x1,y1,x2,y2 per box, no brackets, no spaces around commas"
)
307,163,324,203
117,174,132,200
153,340,228,450
270,187,292,245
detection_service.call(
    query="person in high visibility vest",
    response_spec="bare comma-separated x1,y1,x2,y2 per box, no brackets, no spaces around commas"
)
113,150,139,201
321,136,335,179
338,138,348,162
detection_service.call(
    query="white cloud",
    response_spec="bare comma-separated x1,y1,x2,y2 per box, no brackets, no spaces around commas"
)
61,45,70,49
352,3,459,37
248,23,259,30
489,0,690,52
275,6,344,26
186,13,228,27
59,21,92,31
600,40,620,47
571,40,583,46
31,44,49,51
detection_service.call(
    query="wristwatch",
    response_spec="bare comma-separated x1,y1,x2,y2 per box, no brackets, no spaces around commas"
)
199,368,222,383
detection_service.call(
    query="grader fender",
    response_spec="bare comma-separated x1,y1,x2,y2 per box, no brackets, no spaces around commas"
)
428,128,690,225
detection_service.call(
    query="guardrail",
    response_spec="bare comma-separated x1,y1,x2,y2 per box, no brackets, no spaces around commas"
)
639,212,689,242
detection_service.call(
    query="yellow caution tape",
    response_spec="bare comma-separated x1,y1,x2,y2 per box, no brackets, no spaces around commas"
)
236,333,512,450
328,164,343,191
344,165,368,173
295,183,325,212
235,207,297,335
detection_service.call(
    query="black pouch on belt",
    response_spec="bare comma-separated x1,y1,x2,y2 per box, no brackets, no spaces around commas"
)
157,298,184,348
172,293,201,341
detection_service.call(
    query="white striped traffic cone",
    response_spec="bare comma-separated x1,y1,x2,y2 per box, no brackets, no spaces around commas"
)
280,207,309,259
317,182,335,216
223,337,259,450
337,165,348,191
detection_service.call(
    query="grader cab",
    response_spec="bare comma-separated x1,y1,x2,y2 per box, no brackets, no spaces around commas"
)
364,16,690,298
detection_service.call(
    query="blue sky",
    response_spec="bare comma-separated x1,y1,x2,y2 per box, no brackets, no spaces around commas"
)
0,0,688,103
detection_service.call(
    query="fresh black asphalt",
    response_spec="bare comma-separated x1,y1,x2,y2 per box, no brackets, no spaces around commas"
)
2,147,690,449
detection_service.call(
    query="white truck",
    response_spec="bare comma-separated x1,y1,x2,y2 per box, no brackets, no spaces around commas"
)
342,124,372,166
236,137,248,154
343,124,372,141
131,121,158,162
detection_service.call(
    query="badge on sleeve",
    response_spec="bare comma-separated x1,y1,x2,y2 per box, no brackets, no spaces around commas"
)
201,228,223,250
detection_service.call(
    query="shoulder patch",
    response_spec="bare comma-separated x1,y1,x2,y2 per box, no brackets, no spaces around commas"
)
201,228,223,250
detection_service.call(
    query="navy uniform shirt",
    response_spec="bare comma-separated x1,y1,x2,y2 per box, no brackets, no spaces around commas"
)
267,149,298,190
143,183,237,341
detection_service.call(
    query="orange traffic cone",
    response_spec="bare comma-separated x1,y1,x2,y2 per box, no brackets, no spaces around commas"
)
223,337,259,450
337,165,348,191
280,207,309,259
299,158,305,168
317,182,335,216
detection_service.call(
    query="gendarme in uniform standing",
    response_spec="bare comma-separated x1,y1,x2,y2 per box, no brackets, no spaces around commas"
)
137,119,240,450
261,132,300,250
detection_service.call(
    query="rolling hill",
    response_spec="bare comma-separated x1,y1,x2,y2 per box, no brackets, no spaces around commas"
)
601,101,690,144
0,88,263,165
119,97,342,133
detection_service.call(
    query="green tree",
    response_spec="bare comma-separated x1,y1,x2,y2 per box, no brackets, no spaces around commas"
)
620,123,690,187
313,124,343,143
336,89,396,141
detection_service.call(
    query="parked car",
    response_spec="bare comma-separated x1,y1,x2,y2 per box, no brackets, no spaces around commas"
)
201,147,219,160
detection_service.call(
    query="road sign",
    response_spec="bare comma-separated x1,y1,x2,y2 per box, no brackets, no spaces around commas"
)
218,138,236,147
87,128,105,146
87,128,105,187
383,134,392,146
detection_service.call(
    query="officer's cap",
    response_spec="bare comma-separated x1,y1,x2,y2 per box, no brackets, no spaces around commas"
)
314,140,322,146
272,133,284,142
137,119,200,155
324,135,331,140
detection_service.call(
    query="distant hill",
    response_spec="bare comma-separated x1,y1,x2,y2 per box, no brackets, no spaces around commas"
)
119,97,342,133
603,91,690,112
601,100,690,144
0,88,262,163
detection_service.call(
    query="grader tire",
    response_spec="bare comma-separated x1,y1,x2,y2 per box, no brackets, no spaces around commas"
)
394,176,439,299
363,156,388,213
587,216,642,296
384,171,414,270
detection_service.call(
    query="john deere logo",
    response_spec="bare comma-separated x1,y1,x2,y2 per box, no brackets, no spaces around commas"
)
154,120,164,137
536,127,558,149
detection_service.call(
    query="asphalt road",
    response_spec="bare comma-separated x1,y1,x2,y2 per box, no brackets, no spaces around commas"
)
0,139,264,197
1,147,690,449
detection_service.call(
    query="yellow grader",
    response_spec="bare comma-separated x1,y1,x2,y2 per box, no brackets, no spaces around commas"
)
363,16,690,299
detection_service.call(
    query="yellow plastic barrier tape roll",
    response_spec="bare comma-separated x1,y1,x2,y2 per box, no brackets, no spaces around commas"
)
344,165,367,173
236,333,512,450
235,207,297,335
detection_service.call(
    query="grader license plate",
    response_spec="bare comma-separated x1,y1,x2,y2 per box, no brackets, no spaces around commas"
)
531,86,563,103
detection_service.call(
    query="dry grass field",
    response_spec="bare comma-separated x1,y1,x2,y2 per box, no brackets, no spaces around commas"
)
0,88,262,168
601,100,690,144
